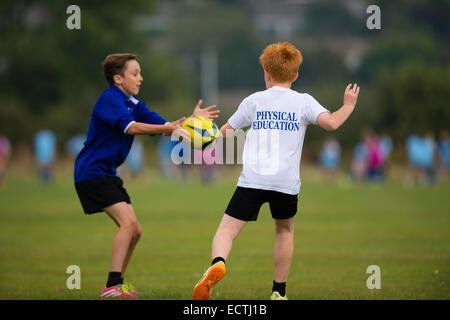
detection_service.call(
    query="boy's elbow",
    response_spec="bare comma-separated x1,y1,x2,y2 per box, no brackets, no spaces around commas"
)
125,123,137,135
327,121,339,131
317,113,339,131
321,119,339,131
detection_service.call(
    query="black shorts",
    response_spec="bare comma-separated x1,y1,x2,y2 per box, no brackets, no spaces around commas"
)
75,176,131,214
225,186,298,222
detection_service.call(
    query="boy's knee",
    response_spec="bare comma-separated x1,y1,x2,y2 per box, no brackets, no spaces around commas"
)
276,228,294,237
135,224,143,239
120,218,138,231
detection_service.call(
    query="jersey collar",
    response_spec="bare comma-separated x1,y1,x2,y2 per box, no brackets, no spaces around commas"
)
110,85,140,106
270,85,291,91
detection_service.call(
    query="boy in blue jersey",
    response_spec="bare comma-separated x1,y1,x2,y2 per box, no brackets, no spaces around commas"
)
74,53,219,298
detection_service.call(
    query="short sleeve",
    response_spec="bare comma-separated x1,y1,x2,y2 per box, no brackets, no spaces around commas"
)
228,97,253,129
94,93,135,133
135,102,167,125
303,94,330,125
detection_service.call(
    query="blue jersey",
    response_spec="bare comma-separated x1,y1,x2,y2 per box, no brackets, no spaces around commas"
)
74,85,166,183
34,129,56,165
438,139,450,168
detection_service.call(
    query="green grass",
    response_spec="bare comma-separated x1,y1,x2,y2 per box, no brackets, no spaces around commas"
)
0,167,449,299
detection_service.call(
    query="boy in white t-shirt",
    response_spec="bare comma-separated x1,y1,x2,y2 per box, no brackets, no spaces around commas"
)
192,42,360,300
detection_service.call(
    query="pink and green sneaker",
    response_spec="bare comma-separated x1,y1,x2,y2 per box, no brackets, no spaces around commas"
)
122,281,143,297
99,284,136,299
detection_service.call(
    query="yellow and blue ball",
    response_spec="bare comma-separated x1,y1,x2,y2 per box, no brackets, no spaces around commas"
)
182,116,220,150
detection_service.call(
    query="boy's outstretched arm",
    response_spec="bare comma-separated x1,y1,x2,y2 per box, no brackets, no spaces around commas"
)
126,117,186,136
317,83,360,131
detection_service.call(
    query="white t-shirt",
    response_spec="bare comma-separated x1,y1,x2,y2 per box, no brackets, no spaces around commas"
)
228,86,329,195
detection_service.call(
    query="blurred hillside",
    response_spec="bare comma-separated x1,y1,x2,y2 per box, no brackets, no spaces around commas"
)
0,0,449,156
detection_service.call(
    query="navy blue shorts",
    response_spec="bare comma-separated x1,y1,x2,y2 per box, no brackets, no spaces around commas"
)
225,186,298,221
75,176,131,214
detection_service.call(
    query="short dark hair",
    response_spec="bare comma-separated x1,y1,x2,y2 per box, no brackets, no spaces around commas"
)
102,53,137,85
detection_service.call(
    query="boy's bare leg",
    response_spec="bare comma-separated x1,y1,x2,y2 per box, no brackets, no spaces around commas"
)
193,214,246,300
120,205,142,277
273,217,295,283
104,202,141,275
212,213,247,261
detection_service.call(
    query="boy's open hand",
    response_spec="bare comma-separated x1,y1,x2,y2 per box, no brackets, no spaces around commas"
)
343,83,360,108
193,99,220,120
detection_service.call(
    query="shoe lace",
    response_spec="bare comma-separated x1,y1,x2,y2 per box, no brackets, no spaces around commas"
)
272,291,287,300
119,283,132,294
121,281,135,293
195,267,210,286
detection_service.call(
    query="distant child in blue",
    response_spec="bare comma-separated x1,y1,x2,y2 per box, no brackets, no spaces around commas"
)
65,133,86,159
422,132,436,183
319,136,341,178
379,134,393,180
350,141,368,180
380,134,393,160
125,138,144,177
73,53,219,298
33,129,56,183
406,134,435,185
406,135,422,169
437,130,450,183
157,135,179,179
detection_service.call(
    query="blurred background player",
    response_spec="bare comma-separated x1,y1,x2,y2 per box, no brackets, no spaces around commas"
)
0,134,11,189
350,134,368,181
157,135,187,180
405,133,436,187
33,129,56,184
125,138,144,178
379,133,393,180
319,135,341,180
65,133,86,160
192,42,360,300
437,130,450,184
422,131,437,184
364,130,384,182
197,147,217,184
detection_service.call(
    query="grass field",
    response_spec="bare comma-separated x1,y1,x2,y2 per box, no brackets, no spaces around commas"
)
0,166,449,300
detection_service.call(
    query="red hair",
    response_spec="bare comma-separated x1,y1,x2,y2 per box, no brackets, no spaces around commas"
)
259,42,302,83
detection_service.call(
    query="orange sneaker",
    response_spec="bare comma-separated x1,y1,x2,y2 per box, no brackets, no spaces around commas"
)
192,261,226,300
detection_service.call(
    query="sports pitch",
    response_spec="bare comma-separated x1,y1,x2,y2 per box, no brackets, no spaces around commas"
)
0,167,449,299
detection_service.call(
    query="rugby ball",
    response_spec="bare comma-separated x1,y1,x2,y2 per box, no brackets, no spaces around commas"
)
181,116,220,150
